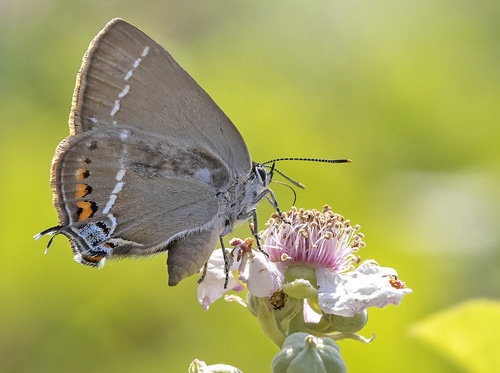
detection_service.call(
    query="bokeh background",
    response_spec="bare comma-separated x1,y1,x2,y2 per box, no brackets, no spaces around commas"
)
1,0,499,372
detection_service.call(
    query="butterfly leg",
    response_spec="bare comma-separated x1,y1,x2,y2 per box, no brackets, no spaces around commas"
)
249,208,269,258
197,261,209,284
217,233,231,289
256,188,283,217
256,188,290,224
236,208,269,257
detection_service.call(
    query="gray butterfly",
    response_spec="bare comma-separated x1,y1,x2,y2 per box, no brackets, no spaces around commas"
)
36,18,349,286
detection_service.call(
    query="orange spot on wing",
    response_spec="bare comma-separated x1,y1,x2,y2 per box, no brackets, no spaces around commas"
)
76,184,90,198
83,254,106,263
76,200,96,221
76,169,89,180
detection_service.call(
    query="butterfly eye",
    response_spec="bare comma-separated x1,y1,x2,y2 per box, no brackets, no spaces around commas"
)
256,166,268,183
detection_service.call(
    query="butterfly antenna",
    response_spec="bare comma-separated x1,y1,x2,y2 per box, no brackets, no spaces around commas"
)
263,157,352,165
264,165,306,189
271,180,298,205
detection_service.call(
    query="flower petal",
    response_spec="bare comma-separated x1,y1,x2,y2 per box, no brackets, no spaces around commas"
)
303,299,323,323
239,251,284,298
197,249,244,310
317,260,412,317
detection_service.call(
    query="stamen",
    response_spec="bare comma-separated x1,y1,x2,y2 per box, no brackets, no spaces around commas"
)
262,204,366,272
281,253,291,261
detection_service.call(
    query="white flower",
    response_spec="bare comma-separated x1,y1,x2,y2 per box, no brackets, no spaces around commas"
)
263,206,411,317
317,260,412,317
197,238,283,310
198,206,411,319
197,249,244,311
239,249,284,297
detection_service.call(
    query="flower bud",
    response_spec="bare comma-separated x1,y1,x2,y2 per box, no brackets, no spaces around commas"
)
320,310,369,334
272,333,347,373
329,310,369,333
189,359,242,373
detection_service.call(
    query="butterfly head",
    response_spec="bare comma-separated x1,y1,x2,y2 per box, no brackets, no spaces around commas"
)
253,162,274,188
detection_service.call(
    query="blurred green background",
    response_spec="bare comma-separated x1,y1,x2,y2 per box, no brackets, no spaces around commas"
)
1,0,499,372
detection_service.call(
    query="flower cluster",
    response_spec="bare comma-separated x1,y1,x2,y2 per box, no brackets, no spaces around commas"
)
196,205,412,371
199,205,410,316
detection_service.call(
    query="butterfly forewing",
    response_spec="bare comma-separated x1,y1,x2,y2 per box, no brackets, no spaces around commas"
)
70,18,251,176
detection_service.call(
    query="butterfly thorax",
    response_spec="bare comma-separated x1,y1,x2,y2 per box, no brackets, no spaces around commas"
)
216,164,269,231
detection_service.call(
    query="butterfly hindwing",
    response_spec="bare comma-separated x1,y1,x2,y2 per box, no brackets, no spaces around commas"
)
166,228,221,286
50,126,228,270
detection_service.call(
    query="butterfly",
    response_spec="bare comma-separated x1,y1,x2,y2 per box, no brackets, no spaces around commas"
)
36,18,350,286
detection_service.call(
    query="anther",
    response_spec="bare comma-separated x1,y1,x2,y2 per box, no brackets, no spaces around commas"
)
281,253,291,261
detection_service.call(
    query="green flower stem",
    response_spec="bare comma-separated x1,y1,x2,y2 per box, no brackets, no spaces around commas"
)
257,298,286,347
